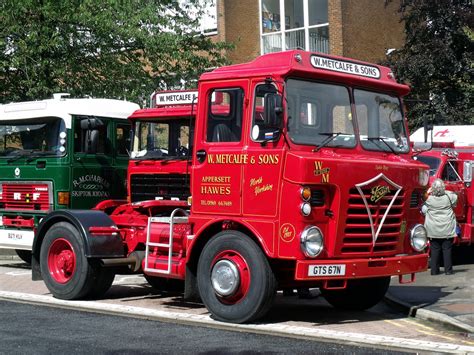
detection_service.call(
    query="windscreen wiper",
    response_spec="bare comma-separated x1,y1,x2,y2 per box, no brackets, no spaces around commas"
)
6,150,33,163
367,136,398,155
313,132,343,152
26,151,56,163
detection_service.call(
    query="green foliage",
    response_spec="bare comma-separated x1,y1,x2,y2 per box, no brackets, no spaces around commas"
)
0,0,231,105
384,0,473,129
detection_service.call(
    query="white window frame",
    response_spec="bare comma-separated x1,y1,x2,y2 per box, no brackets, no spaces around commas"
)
259,0,329,54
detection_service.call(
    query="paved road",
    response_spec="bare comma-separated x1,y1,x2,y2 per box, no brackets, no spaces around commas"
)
0,260,473,354
0,300,412,355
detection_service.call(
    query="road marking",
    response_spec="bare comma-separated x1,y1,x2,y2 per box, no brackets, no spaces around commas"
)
5,271,31,276
0,290,473,354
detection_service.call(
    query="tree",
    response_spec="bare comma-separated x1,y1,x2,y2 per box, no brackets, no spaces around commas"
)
0,0,231,105
384,0,473,129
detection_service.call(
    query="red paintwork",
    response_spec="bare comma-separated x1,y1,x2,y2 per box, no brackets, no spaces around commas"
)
417,146,474,245
47,238,76,284
92,50,429,289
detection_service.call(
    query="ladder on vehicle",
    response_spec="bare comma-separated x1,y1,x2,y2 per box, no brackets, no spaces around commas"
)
144,208,189,275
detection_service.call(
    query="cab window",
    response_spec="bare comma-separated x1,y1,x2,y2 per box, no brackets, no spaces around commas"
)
206,88,244,142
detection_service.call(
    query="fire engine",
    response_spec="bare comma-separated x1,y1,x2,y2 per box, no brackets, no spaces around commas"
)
411,125,474,245
31,51,430,323
0,94,139,262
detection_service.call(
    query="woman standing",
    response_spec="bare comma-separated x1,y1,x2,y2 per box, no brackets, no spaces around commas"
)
422,179,458,275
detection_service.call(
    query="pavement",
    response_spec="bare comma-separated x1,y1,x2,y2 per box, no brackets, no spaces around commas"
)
385,247,474,335
1,247,473,335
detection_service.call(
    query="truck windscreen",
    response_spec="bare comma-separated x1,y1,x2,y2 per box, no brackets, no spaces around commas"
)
286,79,356,149
0,117,65,158
131,119,192,160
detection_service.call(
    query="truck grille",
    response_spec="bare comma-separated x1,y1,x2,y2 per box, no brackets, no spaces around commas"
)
130,174,190,203
0,182,52,212
342,187,405,254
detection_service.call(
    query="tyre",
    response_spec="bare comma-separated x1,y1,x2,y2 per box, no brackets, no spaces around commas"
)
15,249,32,264
321,277,390,310
40,222,113,300
144,275,184,292
197,231,276,323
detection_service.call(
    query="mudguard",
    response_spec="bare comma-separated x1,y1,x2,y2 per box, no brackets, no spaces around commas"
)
31,210,124,280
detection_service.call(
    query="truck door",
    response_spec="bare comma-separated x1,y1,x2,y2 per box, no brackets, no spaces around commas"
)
71,116,115,209
192,83,247,216
441,159,466,221
242,81,284,217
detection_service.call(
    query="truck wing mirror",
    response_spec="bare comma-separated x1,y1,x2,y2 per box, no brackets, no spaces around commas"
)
264,93,283,128
463,161,473,184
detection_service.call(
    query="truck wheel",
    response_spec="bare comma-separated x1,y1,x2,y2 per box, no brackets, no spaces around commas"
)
321,277,390,310
15,249,32,264
197,231,276,323
40,222,108,300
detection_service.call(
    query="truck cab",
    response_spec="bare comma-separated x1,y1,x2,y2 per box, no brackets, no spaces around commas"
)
32,51,430,324
0,94,139,261
412,126,474,245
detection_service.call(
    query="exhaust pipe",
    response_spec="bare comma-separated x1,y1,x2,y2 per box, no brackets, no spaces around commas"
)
100,251,145,272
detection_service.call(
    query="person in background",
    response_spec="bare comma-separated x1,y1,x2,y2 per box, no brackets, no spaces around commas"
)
422,178,458,275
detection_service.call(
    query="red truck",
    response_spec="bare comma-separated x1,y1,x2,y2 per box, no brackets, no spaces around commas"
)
31,51,430,323
411,126,474,245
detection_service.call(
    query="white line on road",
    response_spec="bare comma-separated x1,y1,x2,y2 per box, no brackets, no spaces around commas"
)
0,290,472,354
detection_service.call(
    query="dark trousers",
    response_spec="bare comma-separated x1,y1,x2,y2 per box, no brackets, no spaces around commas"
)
430,238,453,274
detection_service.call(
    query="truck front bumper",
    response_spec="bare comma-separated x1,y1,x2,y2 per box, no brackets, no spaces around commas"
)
295,253,428,281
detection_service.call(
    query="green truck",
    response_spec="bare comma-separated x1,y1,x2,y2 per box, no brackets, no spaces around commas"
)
0,93,139,262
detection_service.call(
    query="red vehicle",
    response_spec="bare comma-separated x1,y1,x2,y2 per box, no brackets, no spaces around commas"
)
412,126,474,245
31,51,430,323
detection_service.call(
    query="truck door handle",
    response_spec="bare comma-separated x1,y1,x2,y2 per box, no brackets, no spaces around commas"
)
196,150,206,163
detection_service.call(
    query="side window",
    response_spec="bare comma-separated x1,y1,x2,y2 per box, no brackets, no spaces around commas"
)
206,88,243,142
252,83,278,141
116,123,131,156
73,117,109,154
442,161,460,182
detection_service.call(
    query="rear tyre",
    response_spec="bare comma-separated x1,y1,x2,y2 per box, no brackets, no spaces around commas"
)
197,231,276,323
40,222,112,300
15,249,32,264
321,277,390,310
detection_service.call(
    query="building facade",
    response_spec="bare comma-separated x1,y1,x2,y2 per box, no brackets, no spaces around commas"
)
212,0,405,65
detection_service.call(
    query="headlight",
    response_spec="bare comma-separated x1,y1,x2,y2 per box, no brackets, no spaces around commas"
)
301,202,312,216
419,169,430,187
410,224,428,251
300,226,324,257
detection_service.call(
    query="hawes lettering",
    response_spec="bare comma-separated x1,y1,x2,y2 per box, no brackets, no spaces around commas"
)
310,55,381,79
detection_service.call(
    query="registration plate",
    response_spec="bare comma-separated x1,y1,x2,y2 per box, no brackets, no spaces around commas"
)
308,264,346,277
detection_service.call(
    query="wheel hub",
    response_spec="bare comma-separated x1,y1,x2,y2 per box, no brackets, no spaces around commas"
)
211,259,240,296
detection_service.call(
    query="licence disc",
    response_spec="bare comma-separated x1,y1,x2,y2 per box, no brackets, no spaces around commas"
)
308,264,346,276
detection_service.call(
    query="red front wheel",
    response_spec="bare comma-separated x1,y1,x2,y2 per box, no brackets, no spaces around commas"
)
197,231,276,323
40,222,114,300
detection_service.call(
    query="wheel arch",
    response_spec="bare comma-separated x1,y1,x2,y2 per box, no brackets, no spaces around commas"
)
186,219,269,279
31,210,123,280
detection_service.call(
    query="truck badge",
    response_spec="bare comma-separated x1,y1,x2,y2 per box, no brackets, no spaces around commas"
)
14,167,20,178
370,185,390,203
355,173,402,246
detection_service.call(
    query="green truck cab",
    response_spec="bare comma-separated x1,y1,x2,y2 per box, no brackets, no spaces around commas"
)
0,93,139,261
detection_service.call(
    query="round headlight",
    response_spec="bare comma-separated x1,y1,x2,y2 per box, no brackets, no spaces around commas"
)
410,224,428,251
419,169,430,187
301,202,312,216
300,226,324,257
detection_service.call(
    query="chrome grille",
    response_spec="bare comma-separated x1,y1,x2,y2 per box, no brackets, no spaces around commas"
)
342,187,405,254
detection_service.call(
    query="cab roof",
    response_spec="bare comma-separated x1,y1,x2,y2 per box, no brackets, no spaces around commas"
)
201,50,410,96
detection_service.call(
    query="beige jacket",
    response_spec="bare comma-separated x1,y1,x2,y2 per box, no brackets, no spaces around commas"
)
422,191,458,239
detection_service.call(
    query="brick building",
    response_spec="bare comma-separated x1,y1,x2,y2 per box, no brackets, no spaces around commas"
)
208,0,405,65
